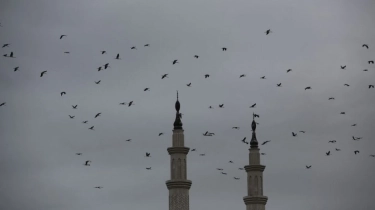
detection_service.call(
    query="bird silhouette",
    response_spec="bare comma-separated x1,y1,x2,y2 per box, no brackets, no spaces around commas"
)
82,121,88,124
326,151,331,156
76,153,82,155
328,140,336,143
159,133,164,136
104,63,110,69
126,139,132,142
128,101,134,107
340,112,345,114
97,67,102,71
131,46,137,50
362,44,369,49
209,106,213,109
221,172,227,175
277,83,282,87
219,104,224,108
351,124,357,126
370,155,375,157
119,102,126,105
253,114,260,118
95,80,101,84
299,131,306,133
95,113,101,118
186,83,191,87
205,74,210,78
368,60,374,64
64,52,70,54
239,74,246,78
144,44,149,47
222,47,227,51
238,168,244,170
60,35,66,39
287,69,292,73
369,85,374,89
229,161,233,163
250,103,256,108
260,76,266,79
89,126,94,130
146,167,152,170
194,55,199,58
234,177,240,180
72,105,78,109
40,71,47,77
341,65,346,69
162,74,168,79
232,127,240,130
144,88,150,91
344,84,350,86
352,136,359,141
115,54,120,60
265,29,272,35
335,148,341,151
145,152,151,157
13,67,19,72
292,132,297,137
101,51,106,54
84,160,91,166
363,69,368,71
191,149,196,151
199,153,205,156
329,97,335,100
217,168,223,171
305,86,311,90
69,115,75,119
0,102,6,107
262,140,270,145
306,165,312,169
94,186,103,189
60,92,66,96
354,150,360,155
172,60,178,65
261,153,266,155
2,44,9,48
8,52,15,58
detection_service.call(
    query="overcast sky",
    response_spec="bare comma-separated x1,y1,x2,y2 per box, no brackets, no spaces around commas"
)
1,0,375,210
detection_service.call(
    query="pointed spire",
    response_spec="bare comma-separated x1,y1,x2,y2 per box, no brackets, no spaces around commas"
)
250,113,258,148
173,91,183,129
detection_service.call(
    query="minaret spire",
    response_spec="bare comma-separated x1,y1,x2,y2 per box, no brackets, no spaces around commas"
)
243,113,268,210
167,92,192,210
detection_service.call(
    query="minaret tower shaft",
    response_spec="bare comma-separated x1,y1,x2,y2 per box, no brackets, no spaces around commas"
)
166,91,192,210
243,113,268,210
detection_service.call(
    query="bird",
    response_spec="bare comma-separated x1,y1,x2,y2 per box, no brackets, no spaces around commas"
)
40,71,47,77
238,168,244,170
94,186,103,189
217,168,223,171
265,29,272,35
115,54,120,60
328,140,336,143
204,74,210,78
363,69,368,71
60,35,66,39
84,160,91,166
5,52,14,57
97,67,102,71
199,153,205,156
262,140,270,145
239,74,246,78
159,133,164,136
72,105,78,109
209,106,213,109
341,65,346,69
340,112,345,114
76,153,82,155
13,67,19,71
126,139,131,142
362,44,369,49
287,69,292,73
119,102,126,105
128,101,134,107
104,63,110,69
352,136,359,141
60,92,66,96
144,88,150,91
369,85,374,89
326,151,331,156
368,60,374,64
95,113,101,118
370,155,375,157
253,114,260,118
306,165,312,169
82,121,88,124
229,160,233,163
351,124,357,126
95,80,101,84
335,148,341,151
162,74,168,79
234,177,240,180
191,149,196,151
145,152,151,157
292,132,297,137
305,86,311,90
249,103,256,108
241,137,248,144
261,153,266,155
89,126,94,130
64,52,70,54
131,46,137,50
329,97,335,100
219,104,224,108
232,127,240,130
277,83,282,87
299,131,306,133
101,51,106,54
144,44,149,47
186,83,191,87
69,115,75,119
260,76,266,79
344,84,350,86
146,167,152,170
172,60,178,65
221,172,227,175
0,102,6,107
354,150,360,155
194,55,199,58
222,47,227,51
2,44,9,48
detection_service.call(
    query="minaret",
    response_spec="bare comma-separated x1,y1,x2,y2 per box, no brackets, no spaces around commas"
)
166,91,192,210
243,113,268,210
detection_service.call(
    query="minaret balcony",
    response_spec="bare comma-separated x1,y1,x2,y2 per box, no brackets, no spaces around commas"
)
167,147,190,155
243,196,268,205
244,165,266,172
166,180,192,189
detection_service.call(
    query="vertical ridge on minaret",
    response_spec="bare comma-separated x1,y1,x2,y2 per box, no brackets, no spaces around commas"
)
167,92,192,210
243,113,268,210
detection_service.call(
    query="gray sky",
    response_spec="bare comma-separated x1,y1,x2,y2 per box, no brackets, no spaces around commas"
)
1,0,375,209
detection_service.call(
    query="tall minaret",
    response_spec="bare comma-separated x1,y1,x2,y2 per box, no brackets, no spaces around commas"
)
243,113,268,210
166,91,192,210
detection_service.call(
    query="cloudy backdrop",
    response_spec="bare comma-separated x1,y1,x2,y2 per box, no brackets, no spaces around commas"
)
1,0,375,210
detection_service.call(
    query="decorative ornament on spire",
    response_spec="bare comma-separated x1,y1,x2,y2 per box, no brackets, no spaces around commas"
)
250,112,258,148
173,91,183,129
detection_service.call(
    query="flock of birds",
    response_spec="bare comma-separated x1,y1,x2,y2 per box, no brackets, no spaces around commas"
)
1,23,375,191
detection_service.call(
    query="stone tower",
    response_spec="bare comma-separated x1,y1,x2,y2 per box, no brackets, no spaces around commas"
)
166,91,192,210
243,113,268,210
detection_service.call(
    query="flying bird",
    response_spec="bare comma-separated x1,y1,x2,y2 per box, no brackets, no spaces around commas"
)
299,131,306,133
209,106,213,109
144,88,150,91
94,186,103,189
97,67,102,71
217,168,223,171
89,126,94,130
119,102,126,105
351,124,357,126
104,63,110,69
194,55,199,58
40,71,47,77
265,29,272,35
368,60,374,64
260,76,266,79
191,149,196,151
329,97,335,100
287,69,292,73
84,160,91,166
354,150,360,155
219,104,224,108
172,60,178,65
0,102,6,107
145,152,151,157
72,105,78,109
95,80,101,84
363,69,368,71
13,67,19,72
328,140,336,143
82,121,88,124
222,47,227,51
341,65,346,69
232,127,240,130
199,153,205,156
277,83,282,87
126,139,132,142
326,151,331,156
253,114,260,118
369,85,374,89
2,44,9,48
340,112,345,114
128,101,134,107
370,155,375,157
305,86,311,90
146,167,152,170
306,165,312,169
234,177,240,180
60,35,66,39
159,133,164,136
241,137,247,144
221,172,227,175
239,74,246,78
144,44,149,47
131,46,137,50
64,52,70,54
292,132,297,137
69,115,75,119
250,103,256,108
261,153,266,155
115,54,120,60
60,92,66,96
204,74,210,78
229,161,233,163
186,83,191,87
76,153,82,155
162,74,168,79
262,141,270,145
362,44,369,49
335,148,341,151
95,113,101,118
238,168,244,170
101,51,106,54
344,84,350,86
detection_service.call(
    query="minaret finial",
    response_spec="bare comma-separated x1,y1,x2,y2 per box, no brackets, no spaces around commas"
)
174,91,182,129
177,90,179,101
250,113,258,147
